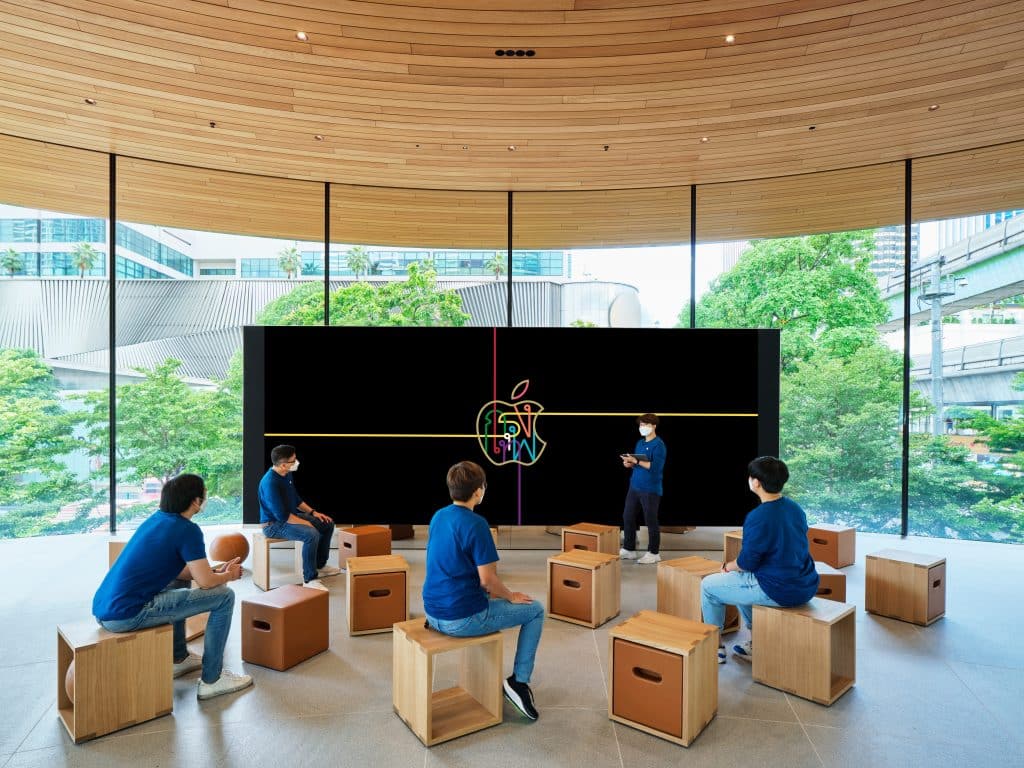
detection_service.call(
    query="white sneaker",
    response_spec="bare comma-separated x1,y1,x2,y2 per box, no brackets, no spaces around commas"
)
197,669,253,700
619,548,638,560
172,652,203,678
317,565,342,578
304,578,329,592
637,552,661,565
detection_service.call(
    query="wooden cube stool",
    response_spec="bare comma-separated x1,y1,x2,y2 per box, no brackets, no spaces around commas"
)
389,523,415,540
561,522,620,555
609,610,718,747
752,599,855,705
108,540,208,640
490,526,499,548
347,555,409,635
337,525,392,570
807,523,855,568
241,584,329,670
865,549,946,625
657,556,740,635
57,621,172,743
723,529,743,562
547,549,621,628
392,618,503,746
252,531,305,591
814,561,847,602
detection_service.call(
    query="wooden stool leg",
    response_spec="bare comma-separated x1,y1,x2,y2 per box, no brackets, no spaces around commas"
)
253,535,270,591
294,541,304,582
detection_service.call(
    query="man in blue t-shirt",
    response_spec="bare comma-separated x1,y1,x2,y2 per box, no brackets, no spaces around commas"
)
701,456,819,664
619,413,667,564
258,444,339,591
92,474,253,700
423,461,545,721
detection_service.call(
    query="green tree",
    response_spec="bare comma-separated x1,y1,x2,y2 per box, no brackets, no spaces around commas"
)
277,246,301,279
1,247,24,277
570,319,597,327
72,242,99,278
485,254,506,281
345,245,371,279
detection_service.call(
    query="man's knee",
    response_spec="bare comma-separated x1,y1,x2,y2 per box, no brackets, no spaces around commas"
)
204,584,235,609
529,600,545,622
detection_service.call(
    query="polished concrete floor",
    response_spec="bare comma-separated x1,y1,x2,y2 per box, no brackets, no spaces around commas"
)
1,526,1021,767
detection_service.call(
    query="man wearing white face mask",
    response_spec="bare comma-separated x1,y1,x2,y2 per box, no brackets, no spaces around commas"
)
258,444,339,591
620,413,667,564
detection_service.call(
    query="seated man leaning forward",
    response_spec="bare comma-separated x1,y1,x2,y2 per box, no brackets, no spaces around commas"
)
92,473,253,700
258,444,340,592
422,460,545,721
700,456,819,665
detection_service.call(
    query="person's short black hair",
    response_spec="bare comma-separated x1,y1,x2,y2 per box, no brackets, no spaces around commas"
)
271,444,296,465
748,456,789,494
637,413,660,427
161,473,205,515
447,461,486,502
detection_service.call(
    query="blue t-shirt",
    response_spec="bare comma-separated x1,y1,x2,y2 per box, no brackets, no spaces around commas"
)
629,435,666,495
258,467,303,523
93,511,206,621
737,496,819,606
422,503,499,621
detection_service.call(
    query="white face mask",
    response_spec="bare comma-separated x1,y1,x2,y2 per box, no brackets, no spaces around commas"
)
478,487,485,504
290,460,300,471
639,425,653,437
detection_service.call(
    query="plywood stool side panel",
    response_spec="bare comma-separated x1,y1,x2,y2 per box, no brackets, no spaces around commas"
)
392,626,433,745
459,639,503,721
683,625,720,745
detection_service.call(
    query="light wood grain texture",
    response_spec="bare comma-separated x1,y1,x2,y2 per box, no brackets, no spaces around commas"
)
914,141,1024,223
656,555,739,635
251,530,304,591
0,134,108,217
392,618,502,747
57,621,173,743
723,529,743,564
609,610,717,747
807,523,856,568
337,525,392,570
752,599,856,706
346,555,409,636
561,522,620,555
814,561,847,602
546,549,620,628
865,549,946,625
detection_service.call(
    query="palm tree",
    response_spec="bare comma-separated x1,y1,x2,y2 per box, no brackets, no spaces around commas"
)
72,242,99,278
1,247,24,277
346,245,371,280
277,246,301,279
485,254,507,280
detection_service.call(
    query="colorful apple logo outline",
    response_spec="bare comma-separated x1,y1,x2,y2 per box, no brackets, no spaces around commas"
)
476,379,547,467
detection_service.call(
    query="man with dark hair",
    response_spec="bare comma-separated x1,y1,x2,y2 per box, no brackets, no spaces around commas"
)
422,460,545,721
700,456,819,664
93,473,253,700
259,444,338,591
620,413,667,564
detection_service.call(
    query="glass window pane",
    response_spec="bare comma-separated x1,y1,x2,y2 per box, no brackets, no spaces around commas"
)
697,164,904,532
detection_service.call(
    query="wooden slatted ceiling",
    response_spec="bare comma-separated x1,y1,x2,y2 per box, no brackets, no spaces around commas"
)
697,162,904,242
913,141,1024,224
117,157,323,241
514,188,689,248
0,1,1022,191
0,133,107,217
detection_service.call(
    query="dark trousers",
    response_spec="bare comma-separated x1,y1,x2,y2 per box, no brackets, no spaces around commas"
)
622,487,662,554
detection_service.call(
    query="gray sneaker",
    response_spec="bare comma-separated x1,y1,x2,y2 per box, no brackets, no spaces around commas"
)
173,652,203,678
732,640,753,662
317,565,342,578
197,669,253,700
619,548,638,560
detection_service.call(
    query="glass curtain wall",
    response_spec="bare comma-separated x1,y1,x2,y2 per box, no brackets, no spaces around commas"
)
329,185,507,327
512,188,691,329
114,159,324,530
697,164,905,532
0,135,111,538
908,142,1024,542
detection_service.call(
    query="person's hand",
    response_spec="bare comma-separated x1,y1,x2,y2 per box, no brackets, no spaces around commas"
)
215,557,243,581
509,591,533,604
312,511,331,524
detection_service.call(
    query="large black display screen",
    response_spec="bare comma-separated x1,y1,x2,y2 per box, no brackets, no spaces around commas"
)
243,326,779,527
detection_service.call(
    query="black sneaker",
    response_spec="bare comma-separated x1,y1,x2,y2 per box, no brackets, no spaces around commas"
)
503,675,539,721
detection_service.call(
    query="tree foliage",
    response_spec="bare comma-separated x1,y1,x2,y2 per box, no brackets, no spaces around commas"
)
345,245,371,279
277,246,301,279
2,247,24,277
72,242,99,278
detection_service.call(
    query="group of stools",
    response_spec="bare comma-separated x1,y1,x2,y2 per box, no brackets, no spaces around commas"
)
54,521,947,749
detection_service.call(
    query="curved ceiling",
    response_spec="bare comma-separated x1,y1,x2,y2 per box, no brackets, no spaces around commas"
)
0,1,1022,191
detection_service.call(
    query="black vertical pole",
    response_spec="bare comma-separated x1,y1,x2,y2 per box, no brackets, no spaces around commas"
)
108,154,117,534
690,185,697,329
323,183,331,326
901,159,912,538
507,191,513,328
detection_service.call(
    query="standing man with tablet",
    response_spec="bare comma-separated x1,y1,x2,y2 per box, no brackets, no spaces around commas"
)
620,413,667,564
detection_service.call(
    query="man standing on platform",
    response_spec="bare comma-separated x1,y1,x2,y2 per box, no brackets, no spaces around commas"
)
620,413,667,564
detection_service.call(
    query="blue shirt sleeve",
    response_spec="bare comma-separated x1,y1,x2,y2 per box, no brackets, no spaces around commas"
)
179,521,206,563
737,509,768,572
648,439,667,480
258,471,291,523
468,517,499,567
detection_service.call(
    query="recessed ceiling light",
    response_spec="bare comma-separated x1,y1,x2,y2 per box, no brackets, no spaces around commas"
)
296,31,308,41
928,104,940,111
808,125,816,131
84,97,96,105
603,145,610,151
314,134,324,141
462,145,469,150
700,136,709,143
725,34,735,43
508,145,517,151
209,121,217,128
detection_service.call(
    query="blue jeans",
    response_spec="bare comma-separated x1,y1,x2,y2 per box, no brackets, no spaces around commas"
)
426,598,545,684
262,514,334,582
700,571,781,634
100,579,235,684
623,487,661,554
